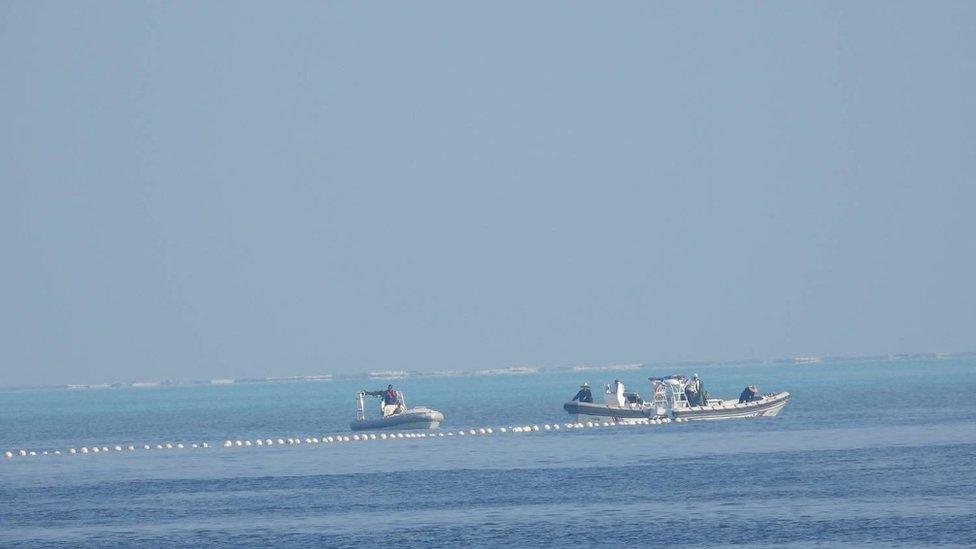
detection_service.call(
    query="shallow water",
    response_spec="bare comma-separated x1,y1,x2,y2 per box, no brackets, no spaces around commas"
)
2,358,975,547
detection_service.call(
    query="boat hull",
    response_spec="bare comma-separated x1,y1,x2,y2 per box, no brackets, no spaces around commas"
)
350,408,444,431
563,401,658,422
563,391,791,422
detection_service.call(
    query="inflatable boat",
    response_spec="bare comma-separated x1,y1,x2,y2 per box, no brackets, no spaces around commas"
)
564,376,790,422
349,389,444,431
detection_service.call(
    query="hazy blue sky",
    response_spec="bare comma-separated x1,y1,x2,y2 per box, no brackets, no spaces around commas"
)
2,2,974,386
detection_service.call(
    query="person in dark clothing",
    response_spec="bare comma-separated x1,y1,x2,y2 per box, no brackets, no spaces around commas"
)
738,385,758,403
684,374,702,406
383,384,398,406
572,382,593,403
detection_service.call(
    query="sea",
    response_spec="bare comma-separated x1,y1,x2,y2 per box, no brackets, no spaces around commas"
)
1,358,974,548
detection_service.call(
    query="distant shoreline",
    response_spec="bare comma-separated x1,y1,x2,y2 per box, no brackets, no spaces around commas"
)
1,351,972,392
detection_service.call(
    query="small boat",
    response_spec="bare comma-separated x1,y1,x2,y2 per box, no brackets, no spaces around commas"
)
563,380,652,422
564,376,790,422
350,389,444,431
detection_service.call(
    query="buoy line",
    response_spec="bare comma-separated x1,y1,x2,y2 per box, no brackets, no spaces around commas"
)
3,417,685,460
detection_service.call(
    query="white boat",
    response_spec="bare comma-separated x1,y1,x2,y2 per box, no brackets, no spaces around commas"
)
654,376,790,421
350,389,444,431
564,376,790,422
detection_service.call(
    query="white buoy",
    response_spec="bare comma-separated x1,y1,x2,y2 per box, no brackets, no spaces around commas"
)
601,422,610,427
265,439,273,445
277,438,285,445
156,444,164,449
532,425,540,431
243,441,250,447
42,451,49,455
369,434,376,440
543,424,551,430
458,431,465,436
80,448,89,454
191,443,199,448
54,451,61,455
4,451,12,459
446,432,454,436
92,447,100,453
176,443,184,449
553,424,560,430
380,433,388,440
294,438,302,444
352,435,361,441
469,429,476,435
70,448,77,454
499,427,507,433
223,440,232,447
202,442,210,448
127,445,135,451
438,432,445,436
29,451,37,456
312,438,319,443
114,445,123,452
478,428,486,435
142,445,150,450
486,428,493,434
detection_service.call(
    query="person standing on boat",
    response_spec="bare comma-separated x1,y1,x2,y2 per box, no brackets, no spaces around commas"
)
382,385,400,416
572,382,593,403
685,374,702,406
384,384,398,405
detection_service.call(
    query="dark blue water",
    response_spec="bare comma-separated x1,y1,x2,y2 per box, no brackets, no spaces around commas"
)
2,359,975,547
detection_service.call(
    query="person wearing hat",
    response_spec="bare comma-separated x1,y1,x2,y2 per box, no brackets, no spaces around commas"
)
572,382,593,403
738,384,759,403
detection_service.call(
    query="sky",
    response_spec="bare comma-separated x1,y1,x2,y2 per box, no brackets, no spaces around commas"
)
1,2,974,387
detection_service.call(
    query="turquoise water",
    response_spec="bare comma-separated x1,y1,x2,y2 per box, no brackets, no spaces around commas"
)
2,358,975,547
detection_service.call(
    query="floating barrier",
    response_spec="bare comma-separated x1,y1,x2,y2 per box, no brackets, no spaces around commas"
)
4,412,692,460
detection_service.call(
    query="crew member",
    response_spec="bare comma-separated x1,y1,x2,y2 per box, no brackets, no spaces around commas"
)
739,385,758,403
382,384,400,416
573,382,593,403
685,374,702,406
383,384,398,406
